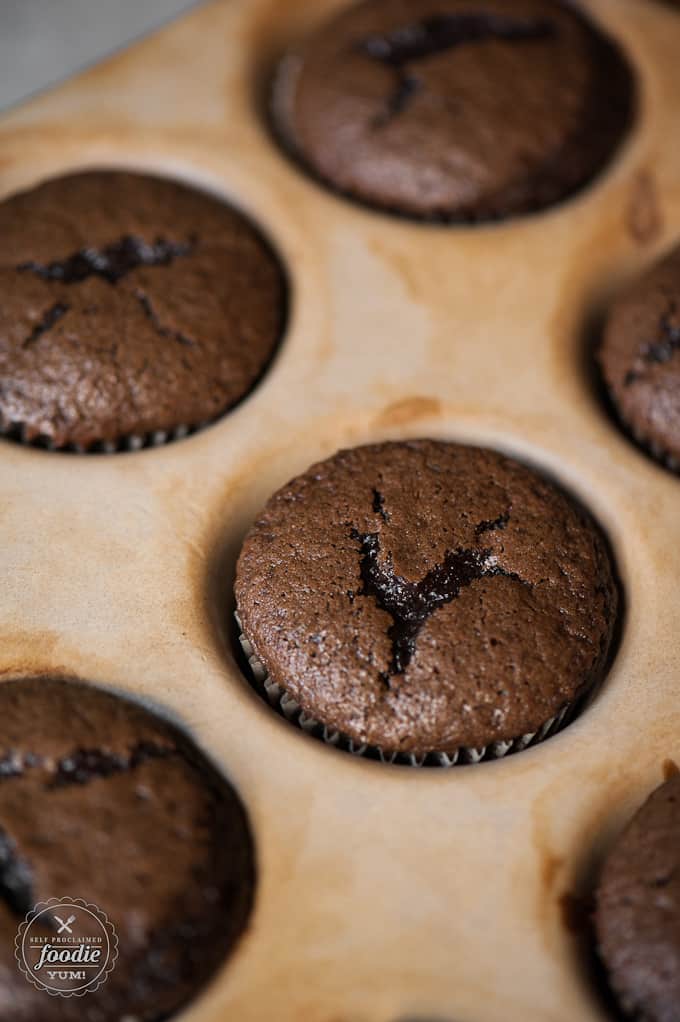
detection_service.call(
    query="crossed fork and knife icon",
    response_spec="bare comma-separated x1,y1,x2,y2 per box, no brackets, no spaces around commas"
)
54,913,76,934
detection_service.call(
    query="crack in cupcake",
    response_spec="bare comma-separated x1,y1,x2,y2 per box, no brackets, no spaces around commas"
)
0,171,286,450
21,302,69,349
133,289,197,349
50,741,174,788
623,301,680,387
17,237,198,352
235,440,619,762
351,505,530,683
640,306,680,366
358,12,555,128
17,235,193,286
0,741,173,789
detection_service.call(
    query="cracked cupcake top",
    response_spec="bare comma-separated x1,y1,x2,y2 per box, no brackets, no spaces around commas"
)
0,677,255,1022
596,774,680,1022
235,440,618,755
271,0,634,221
0,171,286,448
598,244,680,470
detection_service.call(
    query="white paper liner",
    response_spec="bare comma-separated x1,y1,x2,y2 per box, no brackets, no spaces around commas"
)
235,616,577,768
0,414,210,454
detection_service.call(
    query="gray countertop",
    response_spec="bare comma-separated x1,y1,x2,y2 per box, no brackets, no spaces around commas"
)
0,0,196,111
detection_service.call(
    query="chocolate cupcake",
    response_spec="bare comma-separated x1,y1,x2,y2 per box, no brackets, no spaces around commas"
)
235,440,618,764
271,0,634,221
0,677,255,1021
0,171,286,450
596,774,680,1022
598,244,680,472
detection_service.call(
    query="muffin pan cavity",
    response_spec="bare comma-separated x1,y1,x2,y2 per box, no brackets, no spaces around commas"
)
0,676,255,1022
596,242,680,473
1,0,680,1020
268,0,636,223
0,169,288,453
232,437,621,767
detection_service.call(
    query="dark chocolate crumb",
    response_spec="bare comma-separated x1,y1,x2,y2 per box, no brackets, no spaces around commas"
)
475,510,511,535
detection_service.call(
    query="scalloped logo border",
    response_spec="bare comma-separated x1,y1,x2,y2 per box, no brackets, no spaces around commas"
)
15,897,118,997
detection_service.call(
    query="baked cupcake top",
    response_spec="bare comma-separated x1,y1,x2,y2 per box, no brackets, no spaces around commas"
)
598,244,680,471
272,0,634,221
0,677,255,1022
235,440,618,756
0,171,286,449
596,774,680,1022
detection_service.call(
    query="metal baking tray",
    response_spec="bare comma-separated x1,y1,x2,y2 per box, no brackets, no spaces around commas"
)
1,0,679,1018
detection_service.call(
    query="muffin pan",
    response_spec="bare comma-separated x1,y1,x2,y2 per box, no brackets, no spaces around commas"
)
1,0,680,1019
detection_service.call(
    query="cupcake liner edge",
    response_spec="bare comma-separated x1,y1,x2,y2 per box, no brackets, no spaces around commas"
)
235,615,575,768
0,415,211,455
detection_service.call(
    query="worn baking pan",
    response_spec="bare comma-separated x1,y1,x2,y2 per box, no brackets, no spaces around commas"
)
1,0,679,1018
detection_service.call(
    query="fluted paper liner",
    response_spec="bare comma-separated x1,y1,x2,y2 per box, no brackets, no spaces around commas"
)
235,614,576,767
0,413,211,454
